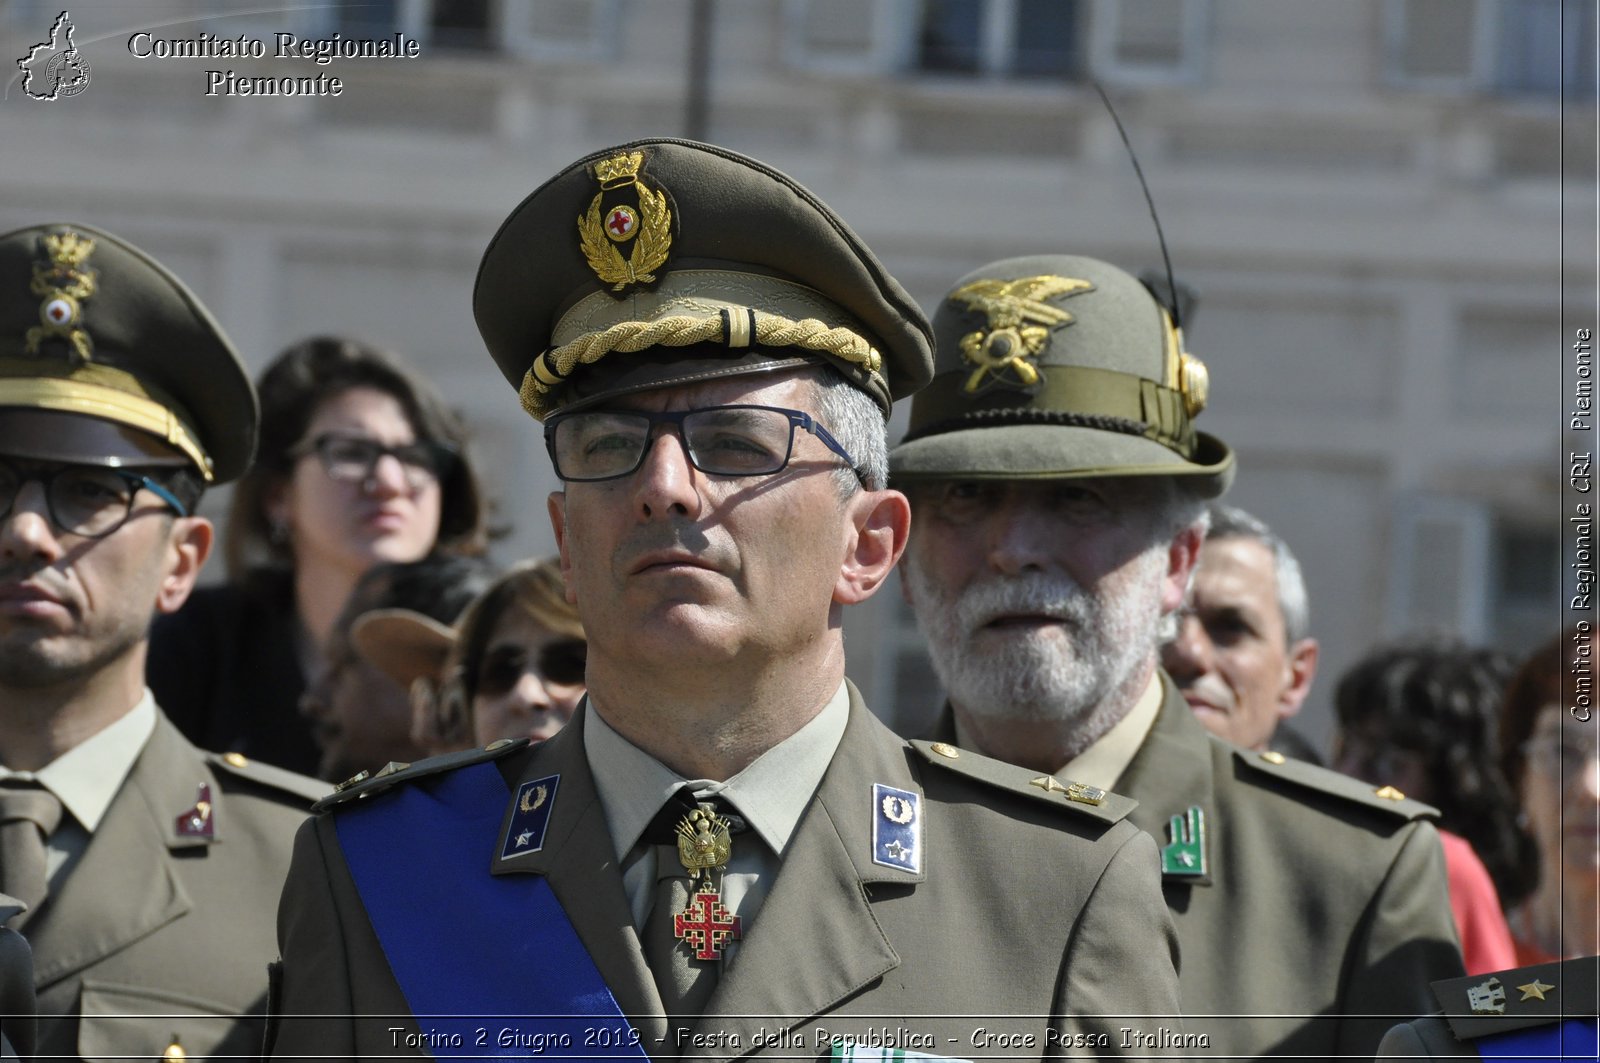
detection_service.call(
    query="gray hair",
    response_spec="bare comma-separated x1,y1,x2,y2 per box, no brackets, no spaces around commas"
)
812,369,889,495
1205,502,1311,644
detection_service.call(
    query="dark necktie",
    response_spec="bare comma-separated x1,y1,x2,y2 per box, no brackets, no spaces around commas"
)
0,781,62,926
640,791,748,1041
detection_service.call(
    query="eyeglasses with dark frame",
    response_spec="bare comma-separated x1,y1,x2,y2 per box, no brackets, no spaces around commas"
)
0,459,189,539
291,433,457,491
544,404,861,484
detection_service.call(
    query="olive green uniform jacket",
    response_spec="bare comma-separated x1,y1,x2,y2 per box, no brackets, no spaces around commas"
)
268,687,1182,1061
26,712,324,1062
933,676,1466,1058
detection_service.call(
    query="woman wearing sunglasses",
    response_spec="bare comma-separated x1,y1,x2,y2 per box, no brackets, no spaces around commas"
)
354,558,586,754
147,336,490,774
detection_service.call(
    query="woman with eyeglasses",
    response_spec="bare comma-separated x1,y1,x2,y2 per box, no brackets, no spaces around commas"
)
353,558,586,756
146,336,490,775
1499,625,1600,964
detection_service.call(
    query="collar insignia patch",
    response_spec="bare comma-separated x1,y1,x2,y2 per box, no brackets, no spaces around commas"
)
501,773,560,859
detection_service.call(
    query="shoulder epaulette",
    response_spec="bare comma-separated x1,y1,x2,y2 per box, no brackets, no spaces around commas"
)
206,750,329,805
1233,747,1439,821
311,738,531,815
1432,955,1597,1041
908,740,1137,826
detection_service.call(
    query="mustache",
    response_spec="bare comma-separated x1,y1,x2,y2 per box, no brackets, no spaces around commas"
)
954,574,1097,631
616,522,733,568
0,562,67,590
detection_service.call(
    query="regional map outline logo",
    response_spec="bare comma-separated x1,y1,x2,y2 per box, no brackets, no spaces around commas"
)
17,11,92,101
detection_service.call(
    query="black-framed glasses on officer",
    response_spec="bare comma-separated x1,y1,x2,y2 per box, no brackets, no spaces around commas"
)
291,433,457,491
0,459,189,539
544,404,860,484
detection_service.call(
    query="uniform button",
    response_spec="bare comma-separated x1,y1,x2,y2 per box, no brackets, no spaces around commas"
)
1259,751,1286,765
929,742,960,758
223,752,248,768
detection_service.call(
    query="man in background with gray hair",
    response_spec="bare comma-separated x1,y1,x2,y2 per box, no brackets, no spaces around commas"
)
1161,502,1321,756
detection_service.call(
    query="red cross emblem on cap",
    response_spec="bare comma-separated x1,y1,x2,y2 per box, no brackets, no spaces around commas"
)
605,206,637,240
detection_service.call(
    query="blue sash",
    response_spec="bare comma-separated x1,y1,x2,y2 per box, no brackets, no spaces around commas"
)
1478,1018,1598,1061
334,761,650,1059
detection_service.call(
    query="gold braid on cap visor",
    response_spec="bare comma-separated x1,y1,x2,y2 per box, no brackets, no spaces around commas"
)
518,308,883,420
0,358,214,480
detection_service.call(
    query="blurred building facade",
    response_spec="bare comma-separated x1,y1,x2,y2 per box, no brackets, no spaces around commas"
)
7,0,1594,750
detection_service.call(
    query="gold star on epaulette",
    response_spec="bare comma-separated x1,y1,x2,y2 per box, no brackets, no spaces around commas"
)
1517,979,1555,1002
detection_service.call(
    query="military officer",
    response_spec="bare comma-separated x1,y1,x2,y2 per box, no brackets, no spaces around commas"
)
1378,956,1598,1059
892,254,1466,1057
267,140,1182,1060
0,223,325,1061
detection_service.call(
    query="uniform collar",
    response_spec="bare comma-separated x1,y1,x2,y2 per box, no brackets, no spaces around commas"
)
1057,670,1163,790
585,681,850,861
0,689,157,832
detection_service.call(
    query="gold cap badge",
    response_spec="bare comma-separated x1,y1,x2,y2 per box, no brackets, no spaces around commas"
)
25,230,97,364
947,275,1093,394
578,150,672,293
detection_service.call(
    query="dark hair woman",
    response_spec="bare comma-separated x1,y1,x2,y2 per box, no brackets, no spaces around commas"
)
146,336,490,773
1497,626,1599,963
1332,637,1537,974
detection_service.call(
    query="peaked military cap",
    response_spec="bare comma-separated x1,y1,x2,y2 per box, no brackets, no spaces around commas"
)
474,138,934,420
890,254,1234,496
0,222,256,482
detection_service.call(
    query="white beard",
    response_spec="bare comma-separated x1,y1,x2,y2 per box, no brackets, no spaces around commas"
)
906,546,1169,734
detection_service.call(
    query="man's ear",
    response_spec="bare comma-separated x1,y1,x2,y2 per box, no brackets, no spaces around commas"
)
155,517,214,615
1278,637,1320,718
836,488,911,606
1160,522,1205,616
547,491,577,605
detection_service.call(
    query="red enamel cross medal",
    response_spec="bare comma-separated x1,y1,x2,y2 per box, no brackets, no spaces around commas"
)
672,804,741,961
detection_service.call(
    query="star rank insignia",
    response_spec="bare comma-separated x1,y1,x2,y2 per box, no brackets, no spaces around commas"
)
500,774,560,860
872,783,922,873
1517,979,1555,1002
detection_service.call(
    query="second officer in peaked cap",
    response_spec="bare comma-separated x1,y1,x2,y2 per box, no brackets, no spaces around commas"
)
268,140,1181,1058
0,222,325,1061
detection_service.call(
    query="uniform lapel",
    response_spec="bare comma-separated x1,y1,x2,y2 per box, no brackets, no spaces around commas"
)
27,715,203,988
688,687,911,1060
1113,674,1220,887
490,710,669,1047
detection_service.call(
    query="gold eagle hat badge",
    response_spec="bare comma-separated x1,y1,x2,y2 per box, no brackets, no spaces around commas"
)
947,274,1093,394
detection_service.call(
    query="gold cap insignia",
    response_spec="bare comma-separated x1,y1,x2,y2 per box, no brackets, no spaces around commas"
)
946,274,1093,394
25,230,98,364
578,150,672,293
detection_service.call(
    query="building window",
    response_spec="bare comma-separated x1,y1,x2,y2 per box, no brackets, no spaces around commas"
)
1496,0,1598,98
318,0,495,52
1385,0,1598,98
912,0,1085,79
